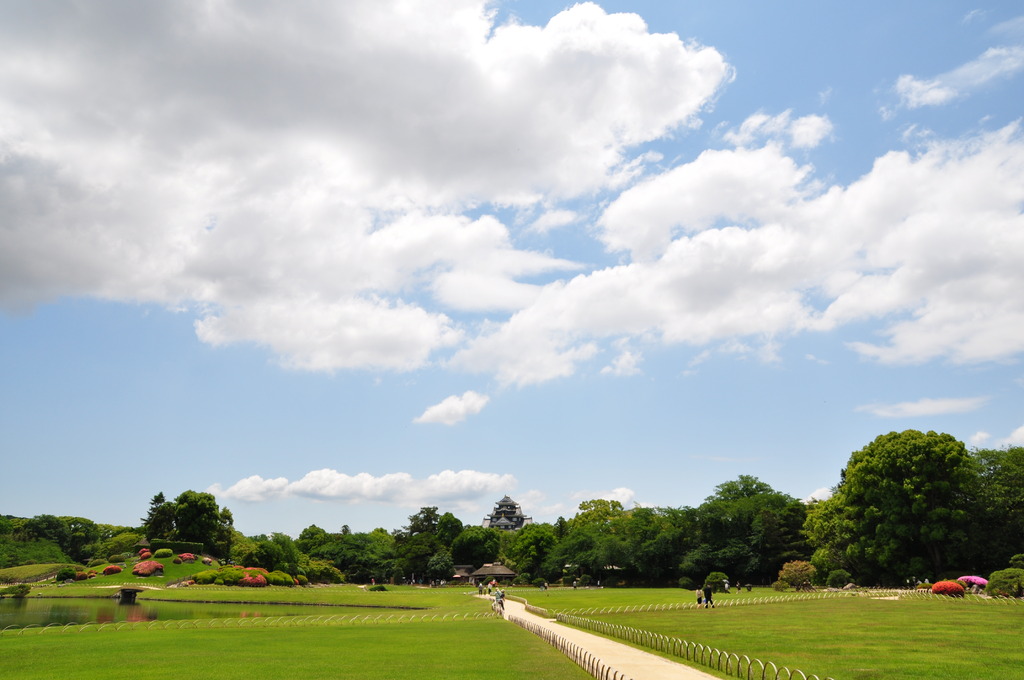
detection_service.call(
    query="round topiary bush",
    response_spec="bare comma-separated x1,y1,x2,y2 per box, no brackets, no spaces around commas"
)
55,567,77,582
368,584,387,591
772,580,788,591
986,568,1024,598
931,580,965,597
153,548,173,558
103,565,122,575
238,574,268,587
826,569,852,589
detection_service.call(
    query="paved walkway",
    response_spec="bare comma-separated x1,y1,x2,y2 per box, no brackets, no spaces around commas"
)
495,597,718,680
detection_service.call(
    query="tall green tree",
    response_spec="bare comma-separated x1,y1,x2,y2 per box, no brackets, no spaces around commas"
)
451,526,501,567
967,446,1024,572
807,430,973,583
141,492,176,540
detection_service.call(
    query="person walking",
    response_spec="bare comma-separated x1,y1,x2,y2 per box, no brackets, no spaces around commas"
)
695,588,703,606
702,583,714,608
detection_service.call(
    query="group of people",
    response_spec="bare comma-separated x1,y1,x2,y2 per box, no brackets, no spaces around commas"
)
696,585,715,608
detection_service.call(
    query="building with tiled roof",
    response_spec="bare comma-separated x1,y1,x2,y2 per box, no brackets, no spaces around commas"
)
482,495,532,531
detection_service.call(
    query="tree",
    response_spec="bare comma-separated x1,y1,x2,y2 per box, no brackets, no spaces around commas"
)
503,523,557,577
682,476,807,584
808,430,973,583
451,526,501,567
435,512,464,548
141,492,175,540
172,491,223,553
967,446,1024,573
426,549,455,581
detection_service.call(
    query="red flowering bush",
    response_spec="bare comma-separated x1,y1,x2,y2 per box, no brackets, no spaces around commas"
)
238,574,268,587
138,548,150,556
132,560,164,577
138,551,152,560
178,553,196,563
931,580,965,597
103,565,122,575
202,556,213,565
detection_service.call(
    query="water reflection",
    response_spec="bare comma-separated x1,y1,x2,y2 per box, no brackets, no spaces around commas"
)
0,598,302,628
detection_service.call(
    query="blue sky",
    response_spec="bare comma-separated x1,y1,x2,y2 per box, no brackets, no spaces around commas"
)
2,1,1023,537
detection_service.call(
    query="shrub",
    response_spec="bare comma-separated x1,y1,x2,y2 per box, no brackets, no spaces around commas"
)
704,571,729,592
172,557,182,564
532,577,547,588
87,558,106,568
266,570,295,587
1,584,31,598
296,574,309,586
108,554,125,564
779,560,817,588
677,576,697,590
931,580,965,597
138,548,150,556
202,556,213,565
578,574,592,587
1008,554,1024,570
178,553,196,563
368,584,387,592
513,573,532,586
73,571,89,581
193,569,219,585
132,560,164,577
153,548,173,558
826,569,852,589
103,565,122,575
986,568,1024,598
138,551,152,560
55,567,77,582
239,574,268,587
772,580,788,591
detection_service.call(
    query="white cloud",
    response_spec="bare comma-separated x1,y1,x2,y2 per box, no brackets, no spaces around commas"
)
970,431,992,446
0,0,730,368
528,209,578,234
895,45,1024,108
997,425,1024,447
723,110,833,149
414,390,490,425
210,468,514,506
854,396,989,418
804,487,833,502
601,348,643,376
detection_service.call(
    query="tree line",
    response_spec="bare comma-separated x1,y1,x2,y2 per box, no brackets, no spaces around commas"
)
3,431,1022,588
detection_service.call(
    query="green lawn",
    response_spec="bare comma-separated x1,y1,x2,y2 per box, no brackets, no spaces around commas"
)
547,591,1023,680
0,618,593,680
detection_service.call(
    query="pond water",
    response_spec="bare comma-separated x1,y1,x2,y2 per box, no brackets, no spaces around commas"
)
0,597,316,629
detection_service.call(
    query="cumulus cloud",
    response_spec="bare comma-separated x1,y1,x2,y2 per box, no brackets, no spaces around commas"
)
0,0,729,366
2,0,1024,402
997,425,1024,447
601,348,643,376
414,390,491,425
209,468,515,506
804,487,833,502
723,110,834,149
895,45,1024,108
855,396,990,418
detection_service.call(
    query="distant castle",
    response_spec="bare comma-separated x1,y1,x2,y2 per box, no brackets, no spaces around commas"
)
482,495,532,531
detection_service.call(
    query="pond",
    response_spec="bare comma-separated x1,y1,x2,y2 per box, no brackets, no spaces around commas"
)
0,597,319,629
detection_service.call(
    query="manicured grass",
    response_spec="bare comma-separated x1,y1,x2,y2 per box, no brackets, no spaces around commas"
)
0,563,78,583
0,618,593,680
563,593,1024,680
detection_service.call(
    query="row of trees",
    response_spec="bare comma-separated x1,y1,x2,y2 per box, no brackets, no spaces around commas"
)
3,432,1021,588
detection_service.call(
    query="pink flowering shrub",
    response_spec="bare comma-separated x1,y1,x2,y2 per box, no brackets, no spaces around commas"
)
138,551,152,560
202,556,213,565
239,574,268,587
138,548,150,556
103,565,122,575
957,575,987,587
132,560,164,577
178,553,196,563
931,580,965,597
